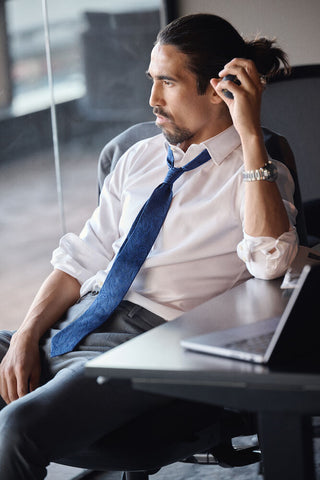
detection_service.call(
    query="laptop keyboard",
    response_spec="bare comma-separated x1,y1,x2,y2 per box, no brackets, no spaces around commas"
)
224,332,274,354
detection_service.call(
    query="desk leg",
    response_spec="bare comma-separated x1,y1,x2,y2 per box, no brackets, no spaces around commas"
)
258,413,315,480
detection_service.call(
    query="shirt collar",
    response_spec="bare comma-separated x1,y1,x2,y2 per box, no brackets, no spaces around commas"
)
165,125,241,167
203,125,241,165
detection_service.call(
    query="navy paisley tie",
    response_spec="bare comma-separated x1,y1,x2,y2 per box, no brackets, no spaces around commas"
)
51,146,211,357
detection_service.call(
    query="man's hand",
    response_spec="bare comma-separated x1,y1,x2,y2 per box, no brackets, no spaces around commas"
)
211,58,290,241
210,58,265,139
0,270,81,405
0,332,41,404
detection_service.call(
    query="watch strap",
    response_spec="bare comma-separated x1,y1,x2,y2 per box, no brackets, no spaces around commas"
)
242,160,278,182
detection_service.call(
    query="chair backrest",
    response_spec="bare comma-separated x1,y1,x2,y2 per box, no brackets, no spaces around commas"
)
98,121,159,190
98,122,308,245
261,65,320,203
261,127,307,245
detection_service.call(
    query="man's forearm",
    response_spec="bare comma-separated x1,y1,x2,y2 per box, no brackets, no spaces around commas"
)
0,270,81,403
242,133,290,239
16,269,81,343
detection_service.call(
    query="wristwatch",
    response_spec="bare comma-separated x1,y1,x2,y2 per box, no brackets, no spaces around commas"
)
242,160,278,182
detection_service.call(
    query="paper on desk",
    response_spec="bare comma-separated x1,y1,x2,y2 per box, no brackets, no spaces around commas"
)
281,245,320,289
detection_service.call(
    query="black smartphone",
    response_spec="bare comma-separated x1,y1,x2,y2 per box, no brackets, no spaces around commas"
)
222,74,241,99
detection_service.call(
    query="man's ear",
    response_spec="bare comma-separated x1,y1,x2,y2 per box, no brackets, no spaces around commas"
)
209,78,224,104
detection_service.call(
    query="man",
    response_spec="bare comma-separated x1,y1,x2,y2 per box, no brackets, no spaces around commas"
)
0,13,298,479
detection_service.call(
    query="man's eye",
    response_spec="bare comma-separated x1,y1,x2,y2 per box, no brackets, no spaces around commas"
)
163,80,173,86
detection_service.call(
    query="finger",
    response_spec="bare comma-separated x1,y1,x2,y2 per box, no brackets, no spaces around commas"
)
29,368,40,393
16,367,29,399
219,76,242,100
210,78,239,104
0,374,10,405
219,59,261,94
220,58,260,83
6,373,19,403
0,362,18,403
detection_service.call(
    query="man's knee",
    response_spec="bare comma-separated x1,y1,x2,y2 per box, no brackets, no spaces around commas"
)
0,398,32,440
0,392,51,448
0,399,49,479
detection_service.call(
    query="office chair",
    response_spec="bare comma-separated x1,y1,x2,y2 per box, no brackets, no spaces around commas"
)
56,121,308,479
261,64,320,246
59,399,258,479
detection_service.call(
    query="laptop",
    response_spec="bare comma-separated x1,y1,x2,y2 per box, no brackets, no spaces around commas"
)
181,264,320,365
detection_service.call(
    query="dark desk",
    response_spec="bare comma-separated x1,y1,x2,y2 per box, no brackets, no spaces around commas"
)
86,277,320,480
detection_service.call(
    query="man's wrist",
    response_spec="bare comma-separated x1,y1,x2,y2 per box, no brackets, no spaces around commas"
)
243,160,278,182
241,131,271,171
13,324,41,346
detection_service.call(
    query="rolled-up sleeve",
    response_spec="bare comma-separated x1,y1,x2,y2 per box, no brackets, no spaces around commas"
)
51,232,110,285
237,229,298,279
237,159,299,279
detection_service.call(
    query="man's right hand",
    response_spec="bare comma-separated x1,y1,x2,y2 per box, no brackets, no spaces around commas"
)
0,270,81,404
0,332,41,404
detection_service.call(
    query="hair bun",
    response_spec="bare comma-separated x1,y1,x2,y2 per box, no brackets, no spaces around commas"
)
245,37,291,78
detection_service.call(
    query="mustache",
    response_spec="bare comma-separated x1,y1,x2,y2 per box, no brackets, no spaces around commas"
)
153,107,172,120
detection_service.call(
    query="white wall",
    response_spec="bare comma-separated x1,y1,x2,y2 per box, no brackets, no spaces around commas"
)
178,0,320,66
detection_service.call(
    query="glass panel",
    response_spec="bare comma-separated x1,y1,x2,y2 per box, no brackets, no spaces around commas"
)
0,0,161,330
0,0,56,329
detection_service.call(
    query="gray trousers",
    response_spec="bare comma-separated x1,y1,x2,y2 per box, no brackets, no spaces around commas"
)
0,295,172,479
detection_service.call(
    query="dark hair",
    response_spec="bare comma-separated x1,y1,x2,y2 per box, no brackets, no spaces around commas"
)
157,14,290,94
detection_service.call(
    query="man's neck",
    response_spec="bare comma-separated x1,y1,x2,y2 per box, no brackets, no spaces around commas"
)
179,117,233,152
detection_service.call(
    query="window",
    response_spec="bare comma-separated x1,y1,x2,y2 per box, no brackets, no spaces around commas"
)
0,0,161,329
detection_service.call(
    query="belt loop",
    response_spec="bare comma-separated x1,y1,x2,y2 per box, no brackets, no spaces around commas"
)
127,304,142,319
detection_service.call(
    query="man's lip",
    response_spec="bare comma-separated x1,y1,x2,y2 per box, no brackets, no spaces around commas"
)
155,114,170,125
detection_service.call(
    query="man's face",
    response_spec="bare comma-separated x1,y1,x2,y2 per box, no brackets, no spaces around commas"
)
147,43,222,151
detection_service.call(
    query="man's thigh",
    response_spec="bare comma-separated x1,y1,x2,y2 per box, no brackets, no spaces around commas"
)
0,360,172,462
0,299,171,460
40,297,165,379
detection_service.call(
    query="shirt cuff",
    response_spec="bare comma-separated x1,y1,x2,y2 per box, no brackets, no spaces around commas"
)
237,229,299,280
51,233,109,285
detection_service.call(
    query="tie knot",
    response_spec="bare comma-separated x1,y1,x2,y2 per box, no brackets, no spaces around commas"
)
163,166,184,185
165,146,211,187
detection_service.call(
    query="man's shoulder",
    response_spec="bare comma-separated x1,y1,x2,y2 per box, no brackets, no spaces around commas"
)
128,131,164,152
111,122,163,162
121,132,165,164
99,127,164,183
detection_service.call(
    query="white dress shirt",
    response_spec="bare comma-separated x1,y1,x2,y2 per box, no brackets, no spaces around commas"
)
51,126,298,320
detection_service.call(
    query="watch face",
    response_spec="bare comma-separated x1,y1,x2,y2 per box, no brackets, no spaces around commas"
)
264,162,278,181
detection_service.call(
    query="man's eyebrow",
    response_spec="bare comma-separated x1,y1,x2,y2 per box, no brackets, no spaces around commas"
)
145,71,177,82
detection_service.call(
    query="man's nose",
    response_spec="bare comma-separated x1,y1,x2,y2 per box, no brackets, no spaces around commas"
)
149,84,164,107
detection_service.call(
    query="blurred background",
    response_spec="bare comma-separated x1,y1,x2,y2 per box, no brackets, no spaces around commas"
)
0,0,161,330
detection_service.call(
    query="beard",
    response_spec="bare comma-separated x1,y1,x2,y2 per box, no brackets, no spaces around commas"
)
153,107,194,145
161,125,194,145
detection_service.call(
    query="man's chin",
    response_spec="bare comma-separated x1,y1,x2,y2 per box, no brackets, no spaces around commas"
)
155,123,174,143
153,117,194,145
161,127,193,146
161,130,178,145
